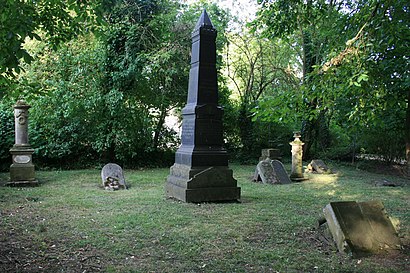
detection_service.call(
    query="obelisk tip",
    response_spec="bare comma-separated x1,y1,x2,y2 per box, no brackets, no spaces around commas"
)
194,9,214,31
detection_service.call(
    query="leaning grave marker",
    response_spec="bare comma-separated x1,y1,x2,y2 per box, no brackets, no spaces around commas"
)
322,200,401,257
254,159,291,185
254,160,277,184
165,10,240,202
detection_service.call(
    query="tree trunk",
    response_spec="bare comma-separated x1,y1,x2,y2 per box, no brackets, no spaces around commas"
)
406,89,410,175
102,121,116,162
238,104,255,162
300,29,318,160
153,107,167,150
107,141,116,162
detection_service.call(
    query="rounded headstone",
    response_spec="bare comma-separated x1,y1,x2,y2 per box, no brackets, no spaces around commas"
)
101,163,127,190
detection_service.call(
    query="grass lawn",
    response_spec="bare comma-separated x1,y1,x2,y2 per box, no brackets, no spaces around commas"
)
0,163,409,272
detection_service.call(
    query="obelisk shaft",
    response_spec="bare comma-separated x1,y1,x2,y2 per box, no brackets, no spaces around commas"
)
174,10,227,168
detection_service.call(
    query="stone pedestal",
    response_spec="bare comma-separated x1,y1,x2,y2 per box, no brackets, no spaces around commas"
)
8,100,38,186
289,132,307,181
165,10,240,202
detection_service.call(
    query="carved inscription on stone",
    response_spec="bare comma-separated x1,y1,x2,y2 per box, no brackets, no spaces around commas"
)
14,155,31,164
15,110,28,125
181,118,195,145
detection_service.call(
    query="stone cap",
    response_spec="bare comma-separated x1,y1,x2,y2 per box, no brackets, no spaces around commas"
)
14,100,31,109
290,131,304,145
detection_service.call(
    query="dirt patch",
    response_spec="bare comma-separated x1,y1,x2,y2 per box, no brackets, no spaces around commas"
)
0,207,109,272
0,228,107,272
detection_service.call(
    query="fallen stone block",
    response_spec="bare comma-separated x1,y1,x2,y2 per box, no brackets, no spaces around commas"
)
322,200,401,257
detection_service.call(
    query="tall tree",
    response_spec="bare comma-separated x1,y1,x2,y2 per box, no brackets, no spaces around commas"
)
225,27,298,159
255,0,357,158
324,0,409,169
101,0,231,153
256,0,409,169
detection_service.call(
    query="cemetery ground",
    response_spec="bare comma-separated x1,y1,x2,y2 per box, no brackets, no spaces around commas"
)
0,163,409,272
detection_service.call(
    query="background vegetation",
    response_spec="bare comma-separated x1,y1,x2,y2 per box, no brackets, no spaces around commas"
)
0,0,409,172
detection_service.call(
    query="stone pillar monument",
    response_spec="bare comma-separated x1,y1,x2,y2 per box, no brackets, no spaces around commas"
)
165,10,240,202
289,132,307,181
8,100,38,186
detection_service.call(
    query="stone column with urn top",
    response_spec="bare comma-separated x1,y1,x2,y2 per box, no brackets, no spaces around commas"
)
8,100,38,186
165,10,240,202
289,132,308,181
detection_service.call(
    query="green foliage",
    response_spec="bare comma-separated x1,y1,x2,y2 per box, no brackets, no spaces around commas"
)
224,25,299,161
253,0,409,162
1,0,407,168
0,100,14,171
5,34,158,168
0,0,103,84
0,0,234,169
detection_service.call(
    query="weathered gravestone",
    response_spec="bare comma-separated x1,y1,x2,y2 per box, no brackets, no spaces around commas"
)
322,201,401,257
374,179,399,187
165,10,240,202
307,159,331,174
254,159,291,184
8,100,38,186
101,163,127,190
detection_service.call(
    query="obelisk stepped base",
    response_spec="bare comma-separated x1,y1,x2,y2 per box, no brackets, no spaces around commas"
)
166,164,240,202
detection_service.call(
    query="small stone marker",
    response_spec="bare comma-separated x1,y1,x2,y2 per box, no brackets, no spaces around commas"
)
259,148,281,161
307,159,331,174
101,163,127,190
322,201,401,257
254,159,291,184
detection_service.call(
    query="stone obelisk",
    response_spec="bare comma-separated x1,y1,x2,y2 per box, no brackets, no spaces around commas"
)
8,100,38,186
165,10,240,202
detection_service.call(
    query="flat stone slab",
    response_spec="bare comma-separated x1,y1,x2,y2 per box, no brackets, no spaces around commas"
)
307,159,331,174
374,179,400,187
101,163,127,190
254,159,291,184
323,200,401,257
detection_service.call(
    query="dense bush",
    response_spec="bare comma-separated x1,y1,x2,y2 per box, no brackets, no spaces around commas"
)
0,1,233,170
0,101,14,171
